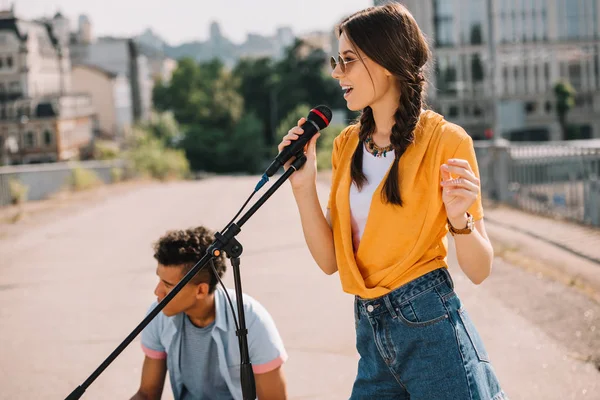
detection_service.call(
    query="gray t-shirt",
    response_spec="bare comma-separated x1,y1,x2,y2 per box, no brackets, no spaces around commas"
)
180,316,233,400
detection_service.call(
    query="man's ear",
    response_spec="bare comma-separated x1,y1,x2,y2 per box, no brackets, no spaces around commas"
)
195,282,210,299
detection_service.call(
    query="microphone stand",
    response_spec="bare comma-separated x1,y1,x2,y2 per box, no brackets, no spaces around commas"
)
65,154,307,400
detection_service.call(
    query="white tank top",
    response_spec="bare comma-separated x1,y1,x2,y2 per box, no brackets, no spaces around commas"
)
349,143,395,252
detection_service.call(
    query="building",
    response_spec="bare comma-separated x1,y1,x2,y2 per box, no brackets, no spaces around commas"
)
71,64,132,140
70,37,153,123
375,0,600,141
0,6,95,165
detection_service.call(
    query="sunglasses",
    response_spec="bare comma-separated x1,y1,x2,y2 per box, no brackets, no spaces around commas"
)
330,55,362,73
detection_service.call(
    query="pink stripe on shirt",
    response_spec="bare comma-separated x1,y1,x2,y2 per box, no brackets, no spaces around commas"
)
142,344,167,360
252,352,288,374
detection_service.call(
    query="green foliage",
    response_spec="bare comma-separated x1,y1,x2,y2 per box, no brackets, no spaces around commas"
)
554,80,576,140
317,125,345,171
141,111,181,146
233,57,277,145
153,58,243,131
126,128,190,181
69,167,102,191
276,104,311,141
273,40,345,127
181,113,266,174
93,140,120,160
8,179,28,205
151,38,350,174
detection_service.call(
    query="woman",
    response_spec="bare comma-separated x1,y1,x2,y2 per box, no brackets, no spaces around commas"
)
278,3,508,400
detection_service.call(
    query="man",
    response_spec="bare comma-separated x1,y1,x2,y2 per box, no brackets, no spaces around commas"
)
131,226,288,400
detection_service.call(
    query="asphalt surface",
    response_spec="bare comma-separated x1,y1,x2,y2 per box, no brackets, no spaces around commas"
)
0,176,598,399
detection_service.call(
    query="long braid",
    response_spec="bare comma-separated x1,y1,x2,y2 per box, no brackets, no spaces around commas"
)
382,73,425,205
350,106,375,190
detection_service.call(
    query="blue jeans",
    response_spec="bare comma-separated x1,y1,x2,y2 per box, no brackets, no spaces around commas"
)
351,268,508,400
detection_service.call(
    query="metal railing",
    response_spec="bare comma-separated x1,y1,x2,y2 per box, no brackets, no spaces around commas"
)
474,140,600,226
0,159,128,207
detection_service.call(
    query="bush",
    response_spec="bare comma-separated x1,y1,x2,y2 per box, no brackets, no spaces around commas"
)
110,167,124,183
69,167,103,191
127,136,190,181
9,179,29,205
93,140,120,160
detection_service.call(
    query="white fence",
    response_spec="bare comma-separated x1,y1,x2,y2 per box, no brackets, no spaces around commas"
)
474,140,600,226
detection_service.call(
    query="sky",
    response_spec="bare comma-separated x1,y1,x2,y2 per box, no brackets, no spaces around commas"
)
7,0,373,45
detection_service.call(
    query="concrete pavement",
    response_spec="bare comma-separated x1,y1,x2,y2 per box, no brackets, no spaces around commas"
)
0,176,598,399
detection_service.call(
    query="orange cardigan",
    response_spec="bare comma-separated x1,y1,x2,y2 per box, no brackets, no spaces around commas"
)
327,110,484,299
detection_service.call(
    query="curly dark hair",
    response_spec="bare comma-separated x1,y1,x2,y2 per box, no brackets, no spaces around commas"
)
338,3,431,205
153,226,227,293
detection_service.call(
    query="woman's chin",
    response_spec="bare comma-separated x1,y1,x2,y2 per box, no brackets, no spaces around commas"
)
346,100,364,112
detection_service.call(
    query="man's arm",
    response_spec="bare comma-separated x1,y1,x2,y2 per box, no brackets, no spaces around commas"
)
130,356,167,400
254,366,287,400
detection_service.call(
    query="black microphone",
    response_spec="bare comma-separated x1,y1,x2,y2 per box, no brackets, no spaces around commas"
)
265,105,332,177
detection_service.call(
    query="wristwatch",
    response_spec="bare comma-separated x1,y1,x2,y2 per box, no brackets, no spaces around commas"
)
448,212,474,235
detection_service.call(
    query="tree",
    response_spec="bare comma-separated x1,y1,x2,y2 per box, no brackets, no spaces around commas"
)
140,111,181,146
181,114,265,173
152,57,243,131
554,80,576,140
273,40,345,128
233,57,277,145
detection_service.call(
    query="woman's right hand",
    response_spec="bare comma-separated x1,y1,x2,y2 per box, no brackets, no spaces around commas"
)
278,117,321,191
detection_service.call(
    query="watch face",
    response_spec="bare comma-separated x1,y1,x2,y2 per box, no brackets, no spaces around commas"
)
467,218,475,230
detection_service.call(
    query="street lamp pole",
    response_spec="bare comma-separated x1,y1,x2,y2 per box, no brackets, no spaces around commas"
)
486,0,499,141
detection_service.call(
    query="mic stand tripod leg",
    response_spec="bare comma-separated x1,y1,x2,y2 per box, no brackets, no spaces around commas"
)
211,232,256,400
232,256,256,400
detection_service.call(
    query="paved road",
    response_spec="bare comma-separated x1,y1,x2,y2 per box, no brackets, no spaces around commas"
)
0,177,598,399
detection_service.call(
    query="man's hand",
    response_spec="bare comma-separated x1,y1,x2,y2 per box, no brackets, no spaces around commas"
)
255,366,287,400
129,356,167,400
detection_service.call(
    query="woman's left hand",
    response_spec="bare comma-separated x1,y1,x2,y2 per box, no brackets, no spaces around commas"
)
440,159,480,220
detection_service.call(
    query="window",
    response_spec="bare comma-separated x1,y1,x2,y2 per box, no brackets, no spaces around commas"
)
43,130,53,146
435,55,458,94
448,105,459,117
434,0,455,46
24,131,35,148
0,58,3,69
6,56,13,68
471,54,484,82
525,102,536,114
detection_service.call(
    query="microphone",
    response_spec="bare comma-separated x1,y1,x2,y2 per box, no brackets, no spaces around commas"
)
265,105,332,177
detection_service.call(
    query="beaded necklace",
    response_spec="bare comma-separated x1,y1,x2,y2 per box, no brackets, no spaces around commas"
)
364,135,394,157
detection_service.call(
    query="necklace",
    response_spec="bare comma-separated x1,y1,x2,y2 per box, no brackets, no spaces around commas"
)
364,135,394,157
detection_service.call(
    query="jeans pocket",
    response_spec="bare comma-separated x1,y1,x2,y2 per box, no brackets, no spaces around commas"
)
396,288,450,328
457,307,490,363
